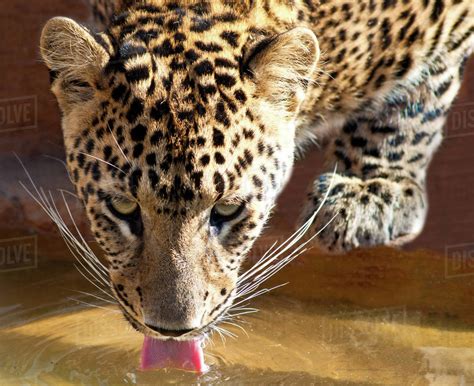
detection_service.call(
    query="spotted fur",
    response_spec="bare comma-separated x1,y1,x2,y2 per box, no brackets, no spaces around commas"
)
40,0,473,337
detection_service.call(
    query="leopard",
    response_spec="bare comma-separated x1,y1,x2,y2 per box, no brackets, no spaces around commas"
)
39,0,473,339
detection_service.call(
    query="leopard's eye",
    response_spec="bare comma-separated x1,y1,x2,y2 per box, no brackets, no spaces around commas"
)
110,197,138,215
214,203,241,217
106,196,142,236
210,202,245,228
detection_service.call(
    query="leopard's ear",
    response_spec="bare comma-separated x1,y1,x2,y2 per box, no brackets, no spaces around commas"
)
245,27,319,116
40,17,109,111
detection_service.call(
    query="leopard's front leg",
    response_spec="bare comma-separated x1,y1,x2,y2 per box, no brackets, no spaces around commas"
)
300,61,466,252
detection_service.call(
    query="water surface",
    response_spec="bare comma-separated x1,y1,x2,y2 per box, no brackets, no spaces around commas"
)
1,258,473,385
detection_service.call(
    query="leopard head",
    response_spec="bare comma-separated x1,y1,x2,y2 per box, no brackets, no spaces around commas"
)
40,10,319,339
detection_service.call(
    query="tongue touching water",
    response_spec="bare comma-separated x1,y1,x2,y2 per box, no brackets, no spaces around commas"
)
1,250,474,384
140,336,208,373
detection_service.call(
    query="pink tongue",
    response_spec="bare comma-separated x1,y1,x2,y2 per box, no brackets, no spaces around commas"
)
140,336,208,373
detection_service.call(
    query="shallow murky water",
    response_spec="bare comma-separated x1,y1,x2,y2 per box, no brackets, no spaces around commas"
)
1,259,473,385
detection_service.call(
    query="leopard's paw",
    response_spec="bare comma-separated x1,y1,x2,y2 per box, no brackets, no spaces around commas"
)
298,173,427,253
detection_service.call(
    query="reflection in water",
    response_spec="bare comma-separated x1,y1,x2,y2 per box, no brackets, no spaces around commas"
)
0,262,473,385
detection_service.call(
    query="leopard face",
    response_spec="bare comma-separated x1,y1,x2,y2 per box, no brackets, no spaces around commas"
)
40,7,319,338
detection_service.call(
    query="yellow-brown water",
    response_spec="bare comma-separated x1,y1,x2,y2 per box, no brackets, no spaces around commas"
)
1,248,474,385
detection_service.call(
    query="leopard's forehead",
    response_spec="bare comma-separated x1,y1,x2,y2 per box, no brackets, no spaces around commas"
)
101,2,252,135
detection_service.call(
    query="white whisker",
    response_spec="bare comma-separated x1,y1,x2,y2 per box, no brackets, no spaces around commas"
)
59,188,80,200
213,326,227,344
60,190,108,275
237,164,338,287
69,297,120,314
71,289,117,305
16,154,113,301
219,165,339,339
78,151,125,174
221,320,249,338
107,122,131,166
47,189,109,285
